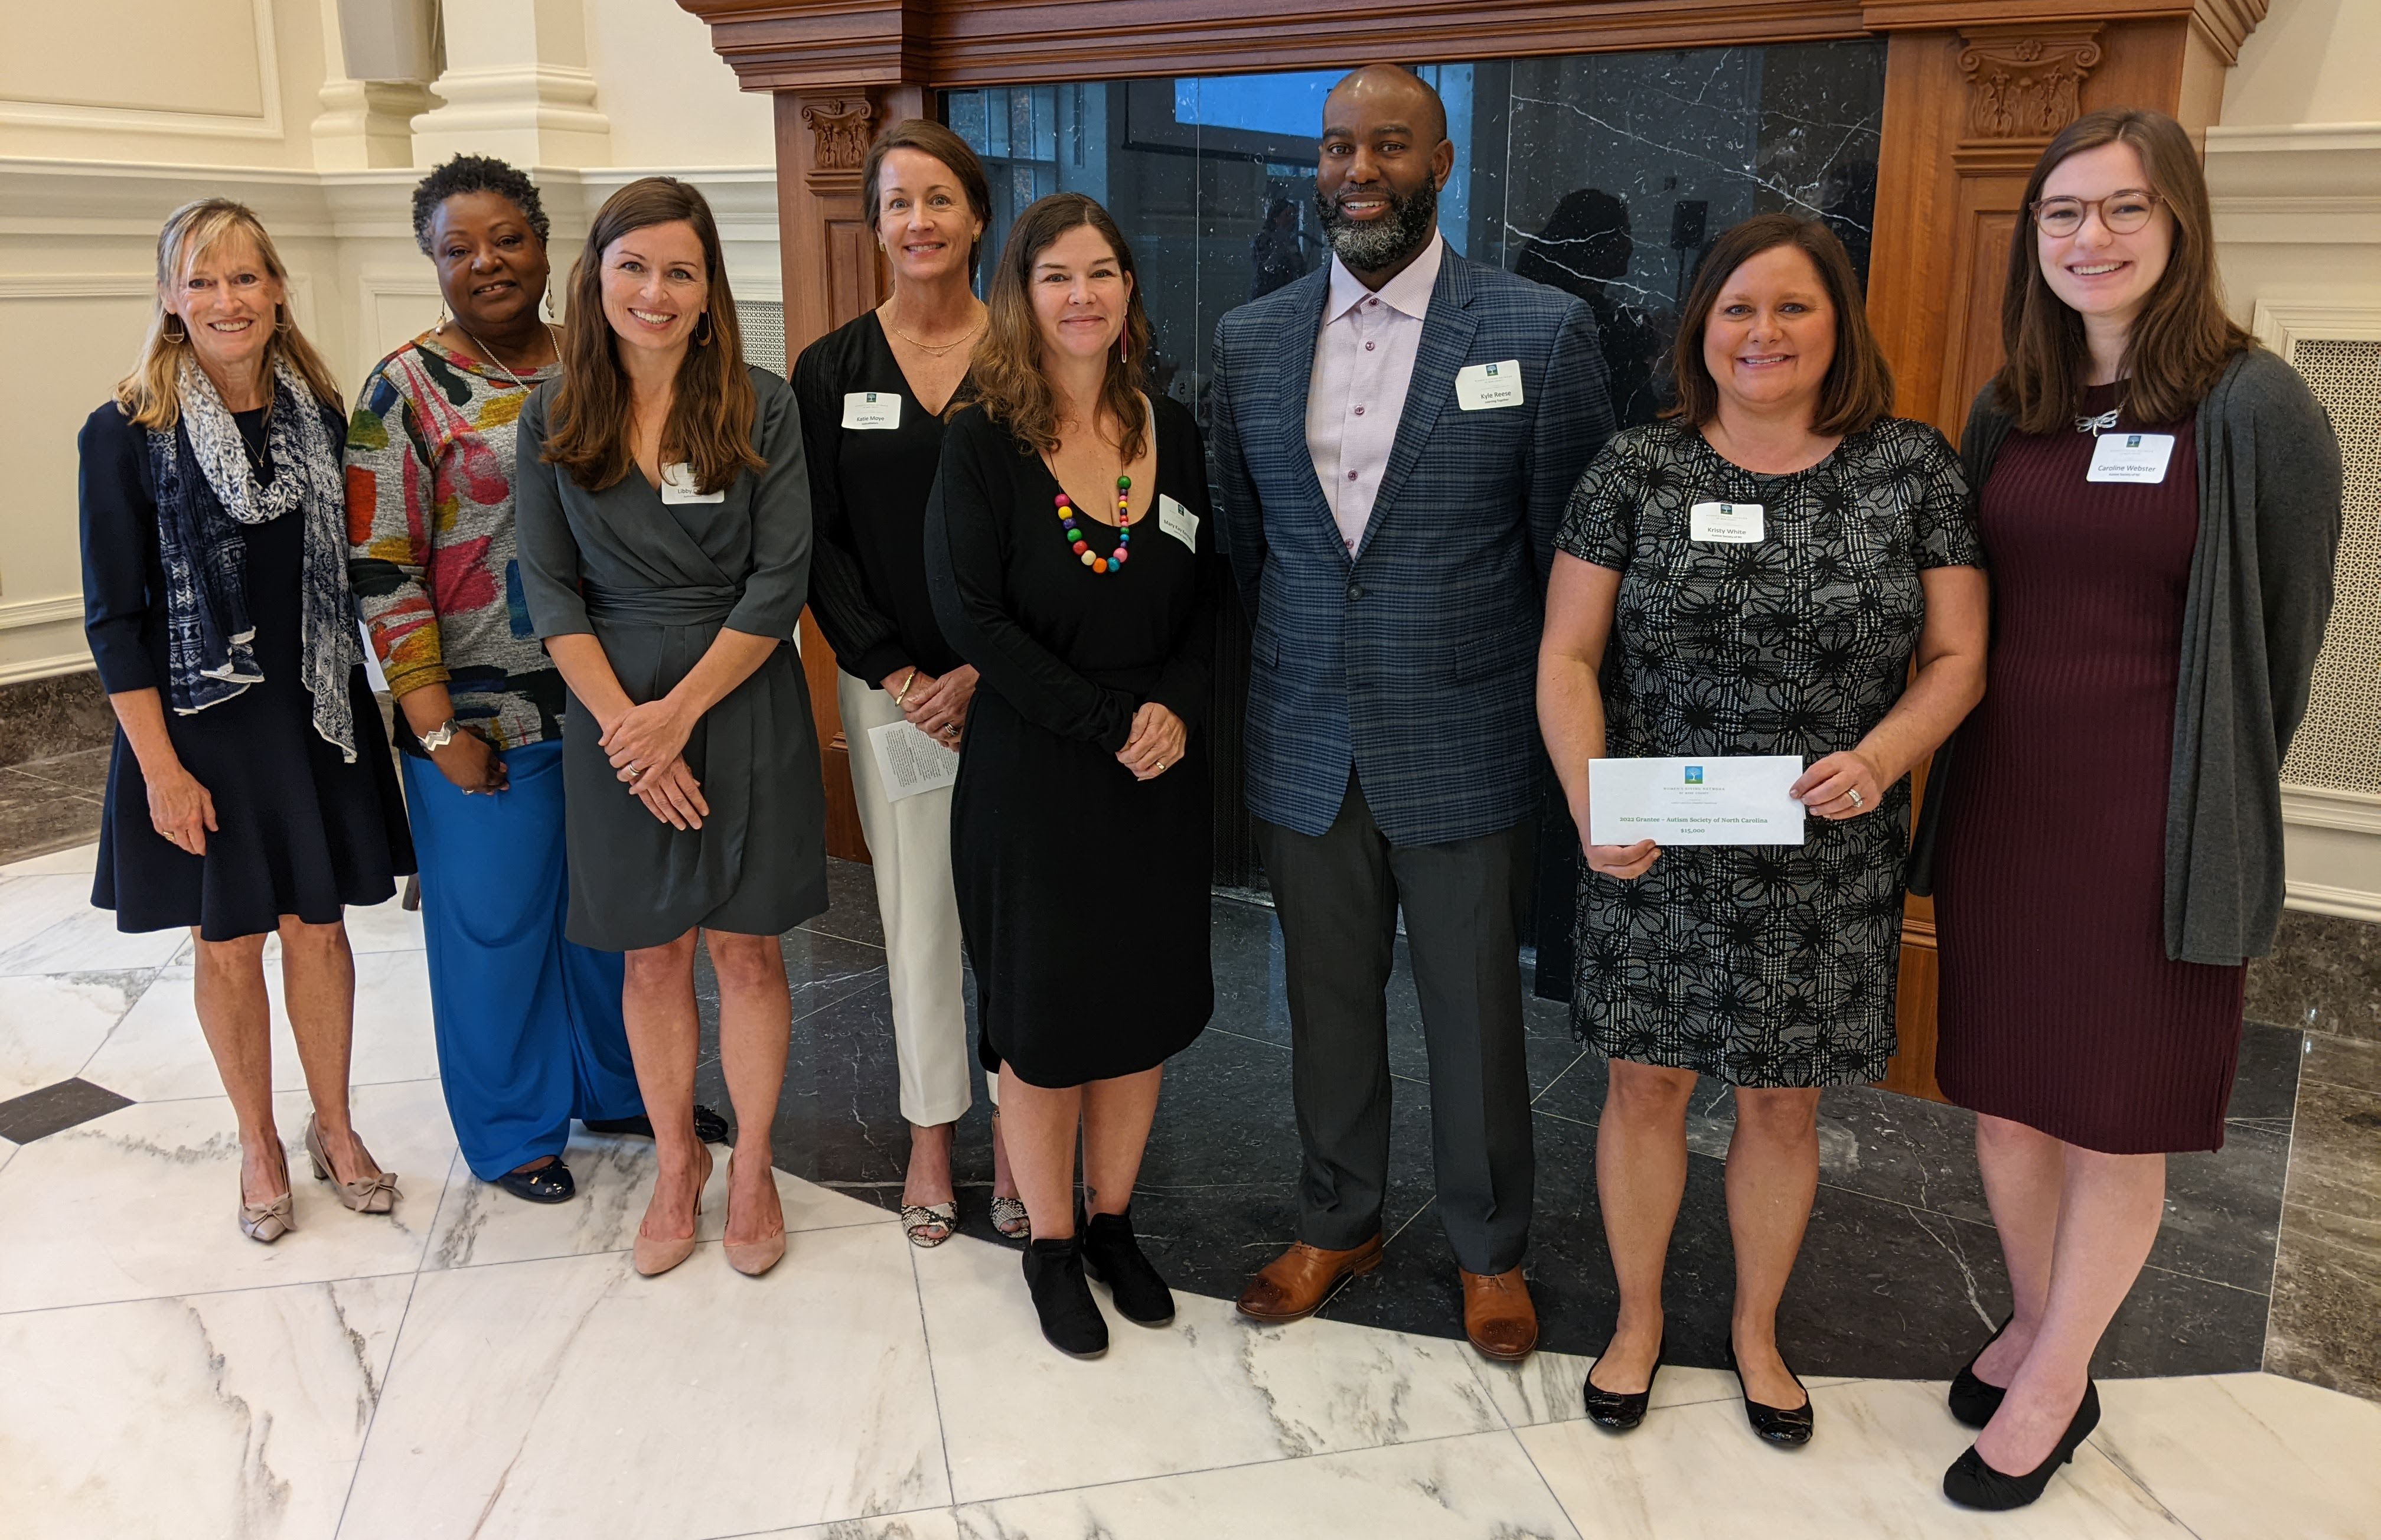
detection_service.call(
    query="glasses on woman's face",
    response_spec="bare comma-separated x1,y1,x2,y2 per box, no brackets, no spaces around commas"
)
2031,188,2163,238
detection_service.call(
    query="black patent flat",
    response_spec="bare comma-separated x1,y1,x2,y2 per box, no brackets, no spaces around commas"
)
1726,1342,1815,1447
1581,1328,1664,1433
494,1158,575,1204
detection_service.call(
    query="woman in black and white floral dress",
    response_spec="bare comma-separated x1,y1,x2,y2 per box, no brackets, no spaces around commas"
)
1537,214,1987,1444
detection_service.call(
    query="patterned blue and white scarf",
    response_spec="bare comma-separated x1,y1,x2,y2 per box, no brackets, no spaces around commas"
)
148,356,361,761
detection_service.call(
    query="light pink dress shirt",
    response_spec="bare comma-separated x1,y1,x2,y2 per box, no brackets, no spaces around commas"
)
1306,232,1445,555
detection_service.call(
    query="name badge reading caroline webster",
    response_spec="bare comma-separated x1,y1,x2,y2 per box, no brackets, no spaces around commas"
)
1454,360,1526,411
841,391,903,430
2086,431,2175,484
1689,501,1765,543
658,463,725,504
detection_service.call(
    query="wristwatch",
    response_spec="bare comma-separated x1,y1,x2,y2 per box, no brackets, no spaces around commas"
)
419,719,462,752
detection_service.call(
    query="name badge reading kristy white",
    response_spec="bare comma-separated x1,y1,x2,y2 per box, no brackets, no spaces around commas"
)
658,463,725,504
1689,501,1765,543
2086,430,2175,484
1158,493,1199,552
1454,360,1526,411
841,391,903,430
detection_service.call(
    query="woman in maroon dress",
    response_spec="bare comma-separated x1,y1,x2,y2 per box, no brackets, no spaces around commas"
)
1921,109,2341,1509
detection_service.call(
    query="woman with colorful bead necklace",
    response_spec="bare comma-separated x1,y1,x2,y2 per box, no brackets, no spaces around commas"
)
925,192,1222,1358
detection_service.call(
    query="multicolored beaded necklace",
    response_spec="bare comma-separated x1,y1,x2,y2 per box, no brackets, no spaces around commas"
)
1055,475,1133,575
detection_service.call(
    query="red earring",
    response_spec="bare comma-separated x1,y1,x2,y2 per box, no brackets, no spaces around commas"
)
1118,329,1129,364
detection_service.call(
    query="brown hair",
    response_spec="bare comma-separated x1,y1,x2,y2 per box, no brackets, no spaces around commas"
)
970,192,1152,462
862,120,993,278
1993,107,2254,434
542,177,764,494
1665,211,1893,437
116,198,343,430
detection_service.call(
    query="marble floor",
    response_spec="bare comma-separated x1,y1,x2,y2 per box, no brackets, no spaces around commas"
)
4,841,2377,1540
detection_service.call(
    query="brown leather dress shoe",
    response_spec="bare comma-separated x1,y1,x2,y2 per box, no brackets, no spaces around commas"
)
1235,1235,1385,1323
1461,1266,1539,1362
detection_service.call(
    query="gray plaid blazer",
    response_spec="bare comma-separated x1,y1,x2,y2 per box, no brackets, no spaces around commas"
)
1210,253,1614,845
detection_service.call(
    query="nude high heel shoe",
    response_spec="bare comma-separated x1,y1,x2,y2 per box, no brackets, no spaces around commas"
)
239,1140,295,1243
305,1116,399,1214
722,1153,786,1277
632,1141,713,1278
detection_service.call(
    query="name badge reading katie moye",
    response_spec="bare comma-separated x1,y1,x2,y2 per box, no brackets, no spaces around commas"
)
1454,359,1526,411
1689,501,1766,543
2086,430,2175,484
841,390,903,430
1158,493,1199,551
658,462,725,504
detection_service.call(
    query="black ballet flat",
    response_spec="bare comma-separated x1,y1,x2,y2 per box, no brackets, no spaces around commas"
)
1943,1381,2101,1511
1950,1316,2014,1430
1726,1343,1816,1447
584,1104,731,1144
1022,1234,1109,1359
1079,1205,1175,1326
1581,1328,1664,1433
494,1158,575,1204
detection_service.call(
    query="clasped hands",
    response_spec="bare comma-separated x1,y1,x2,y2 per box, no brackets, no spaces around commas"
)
1117,702,1185,782
601,697,707,831
883,665,977,748
1577,750,1884,882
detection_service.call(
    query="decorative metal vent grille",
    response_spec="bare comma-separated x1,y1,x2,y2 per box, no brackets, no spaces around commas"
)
2282,338,2381,795
742,299,788,378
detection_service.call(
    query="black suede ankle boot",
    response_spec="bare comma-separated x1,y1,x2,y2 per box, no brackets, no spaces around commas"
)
1022,1235,1108,1358
1081,1206,1175,1326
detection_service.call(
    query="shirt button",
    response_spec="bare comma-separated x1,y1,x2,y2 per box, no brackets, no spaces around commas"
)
1353,406,1366,416
1346,469,1359,481
1364,341,1377,352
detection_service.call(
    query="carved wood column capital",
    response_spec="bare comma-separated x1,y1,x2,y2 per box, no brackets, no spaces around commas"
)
797,95,877,184
1956,25,2103,142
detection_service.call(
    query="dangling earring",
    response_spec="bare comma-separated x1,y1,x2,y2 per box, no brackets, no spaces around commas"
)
162,316,187,343
435,302,448,335
543,289,557,324
695,312,715,347
1117,328,1129,365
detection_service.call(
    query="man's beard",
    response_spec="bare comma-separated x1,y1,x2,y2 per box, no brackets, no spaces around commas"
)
1315,178,1440,272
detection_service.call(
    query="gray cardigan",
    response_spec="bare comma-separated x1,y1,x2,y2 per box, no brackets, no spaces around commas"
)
1910,348,2342,965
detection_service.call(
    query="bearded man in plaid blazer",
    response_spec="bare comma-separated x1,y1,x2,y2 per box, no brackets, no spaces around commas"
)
1211,64,1613,1361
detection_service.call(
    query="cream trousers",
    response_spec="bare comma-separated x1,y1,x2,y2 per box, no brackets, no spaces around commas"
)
837,669,983,1125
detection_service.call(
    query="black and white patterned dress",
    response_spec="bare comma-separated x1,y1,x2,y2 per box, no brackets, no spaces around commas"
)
1557,417,1980,1087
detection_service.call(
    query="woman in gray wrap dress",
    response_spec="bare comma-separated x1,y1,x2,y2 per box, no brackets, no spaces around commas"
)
517,177,826,1280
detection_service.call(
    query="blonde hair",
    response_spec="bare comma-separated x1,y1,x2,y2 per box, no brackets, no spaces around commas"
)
115,198,341,430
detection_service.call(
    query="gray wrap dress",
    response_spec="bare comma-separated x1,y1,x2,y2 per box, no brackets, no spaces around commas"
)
514,366,827,951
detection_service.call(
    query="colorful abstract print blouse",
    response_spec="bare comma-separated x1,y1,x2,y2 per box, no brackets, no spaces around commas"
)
345,337,566,750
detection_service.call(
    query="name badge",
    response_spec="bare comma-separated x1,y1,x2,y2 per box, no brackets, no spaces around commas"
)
658,463,725,504
841,390,903,430
2086,430,2175,484
1158,493,1198,552
1689,501,1765,543
1454,359,1526,412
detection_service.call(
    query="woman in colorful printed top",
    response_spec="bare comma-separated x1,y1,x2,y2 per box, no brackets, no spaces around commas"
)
346,156,721,1206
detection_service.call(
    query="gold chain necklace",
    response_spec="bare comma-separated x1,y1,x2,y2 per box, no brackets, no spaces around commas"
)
450,321,559,391
880,299,985,355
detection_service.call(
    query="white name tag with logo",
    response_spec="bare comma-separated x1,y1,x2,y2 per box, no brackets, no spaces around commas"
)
2086,430,2175,484
841,391,903,430
1158,494,1198,552
1689,500,1765,543
658,462,724,504
1454,359,1526,411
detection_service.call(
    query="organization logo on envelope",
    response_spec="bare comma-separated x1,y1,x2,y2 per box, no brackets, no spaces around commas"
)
1684,765,1704,784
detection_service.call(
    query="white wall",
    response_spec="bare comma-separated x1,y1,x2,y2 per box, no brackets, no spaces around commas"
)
0,0,779,686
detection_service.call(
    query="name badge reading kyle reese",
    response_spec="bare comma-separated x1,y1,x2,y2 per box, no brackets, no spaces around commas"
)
659,463,725,504
1454,360,1525,412
1689,501,1765,543
2085,431,2174,484
841,391,904,430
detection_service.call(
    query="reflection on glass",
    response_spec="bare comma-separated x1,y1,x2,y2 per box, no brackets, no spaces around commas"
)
944,43,1884,432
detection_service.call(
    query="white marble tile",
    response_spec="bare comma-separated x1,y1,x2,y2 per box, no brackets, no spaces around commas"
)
733,1512,961,1540
1469,1346,1861,1428
423,1130,892,1271
952,1430,1580,1539
0,1078,453,1313
0,877,188,977
0,840,99,877
2092,1372,2381,1540
78,950,437,1104
1519,1378,2193,1538
338,1226,947,1539
918,1231,1503,1503
0,1273,410,1540
0,970,147,1099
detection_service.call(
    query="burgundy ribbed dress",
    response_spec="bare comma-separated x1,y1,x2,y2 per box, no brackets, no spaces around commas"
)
1932,384,2247,1154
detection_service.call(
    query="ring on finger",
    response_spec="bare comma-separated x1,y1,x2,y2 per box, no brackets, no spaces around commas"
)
1847,787,1865,809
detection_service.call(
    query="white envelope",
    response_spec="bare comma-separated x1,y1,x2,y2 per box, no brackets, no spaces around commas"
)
1587,755,1806,847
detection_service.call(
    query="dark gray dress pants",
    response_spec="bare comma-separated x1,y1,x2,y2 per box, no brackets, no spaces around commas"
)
1254,773,1535,1275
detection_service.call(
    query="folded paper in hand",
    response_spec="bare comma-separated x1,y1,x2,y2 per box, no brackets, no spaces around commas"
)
867,719,960,802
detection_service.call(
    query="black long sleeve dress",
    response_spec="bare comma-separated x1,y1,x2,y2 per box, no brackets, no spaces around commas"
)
924,397,1220,1087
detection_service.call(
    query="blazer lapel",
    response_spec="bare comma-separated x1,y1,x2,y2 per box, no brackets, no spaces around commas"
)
1271,269,1340,539
1357,256,1479,561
